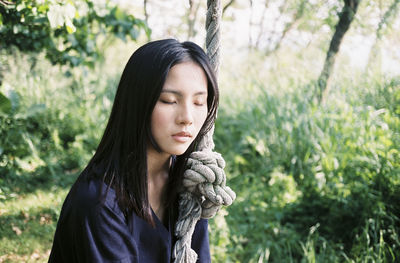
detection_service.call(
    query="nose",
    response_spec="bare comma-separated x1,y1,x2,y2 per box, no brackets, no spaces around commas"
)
177,103,194,125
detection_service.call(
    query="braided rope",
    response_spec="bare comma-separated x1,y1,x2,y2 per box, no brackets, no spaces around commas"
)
173,1,236,262
205,0,222,75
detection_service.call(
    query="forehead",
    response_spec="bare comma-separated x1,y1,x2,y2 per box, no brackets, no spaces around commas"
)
162,62,208,94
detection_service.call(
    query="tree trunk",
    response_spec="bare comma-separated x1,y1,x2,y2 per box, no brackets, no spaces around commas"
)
187,0,201,40
222,0,235,15
144,0,149,25
248,0,254,49
143,0,151,40
366,0,400,73
254,1,269,50
265,0,306,55
317,0,361,103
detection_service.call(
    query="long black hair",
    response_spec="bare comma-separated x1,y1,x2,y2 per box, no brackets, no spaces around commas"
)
80,39,219,224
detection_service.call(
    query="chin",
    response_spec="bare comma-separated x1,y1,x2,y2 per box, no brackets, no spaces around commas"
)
171,149,188,156
169,144,191,156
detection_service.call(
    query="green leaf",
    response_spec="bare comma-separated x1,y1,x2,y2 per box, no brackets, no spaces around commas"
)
33,17,48,24
0,92,12,114
65,19,76,34
14,104,46,119
7,90,20,111
16,3,26,12
114,7,124,20
129,27,138,40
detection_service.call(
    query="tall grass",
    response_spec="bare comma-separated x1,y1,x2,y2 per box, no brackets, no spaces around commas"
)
210,52,400,262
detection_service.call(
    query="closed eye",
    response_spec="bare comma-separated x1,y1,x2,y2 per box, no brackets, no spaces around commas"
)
194,98,206,106
160,99,176,104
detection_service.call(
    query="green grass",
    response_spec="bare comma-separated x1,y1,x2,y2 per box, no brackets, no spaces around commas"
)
0,180,75,262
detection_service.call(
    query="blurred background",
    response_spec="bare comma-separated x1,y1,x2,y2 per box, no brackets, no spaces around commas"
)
1,0,399,262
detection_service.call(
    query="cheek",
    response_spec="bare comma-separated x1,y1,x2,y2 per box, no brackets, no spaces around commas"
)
151,106,168,133
196,108,208,129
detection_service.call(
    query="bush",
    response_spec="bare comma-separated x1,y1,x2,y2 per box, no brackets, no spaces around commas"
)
0,50,121,198
211,71,400,262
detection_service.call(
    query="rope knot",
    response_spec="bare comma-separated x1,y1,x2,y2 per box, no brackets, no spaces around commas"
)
183,150,236,219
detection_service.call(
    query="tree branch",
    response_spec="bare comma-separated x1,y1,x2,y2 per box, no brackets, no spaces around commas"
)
143,0,149,25
223,0,235,15
0,0,15,6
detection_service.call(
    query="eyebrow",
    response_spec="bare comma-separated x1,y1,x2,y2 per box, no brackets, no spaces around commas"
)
161,89,207,96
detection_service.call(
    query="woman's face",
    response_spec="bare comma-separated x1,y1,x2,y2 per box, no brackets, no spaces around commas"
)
150,61,208,156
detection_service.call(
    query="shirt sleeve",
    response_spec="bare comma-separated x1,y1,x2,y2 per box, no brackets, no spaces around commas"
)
191,219,211,263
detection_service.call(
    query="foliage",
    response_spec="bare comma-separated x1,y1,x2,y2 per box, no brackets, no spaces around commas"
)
0,47,124,201
210,61,400,262
0,0,150,67
0,43,128,261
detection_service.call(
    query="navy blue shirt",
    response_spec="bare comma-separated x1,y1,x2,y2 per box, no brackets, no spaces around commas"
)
49,177,211,262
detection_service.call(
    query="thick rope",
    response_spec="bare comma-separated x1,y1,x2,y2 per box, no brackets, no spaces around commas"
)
205,0,221,75
173,1,236,262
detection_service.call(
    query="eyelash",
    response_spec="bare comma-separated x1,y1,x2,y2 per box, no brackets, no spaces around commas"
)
161,100,176,104
160,99,205,106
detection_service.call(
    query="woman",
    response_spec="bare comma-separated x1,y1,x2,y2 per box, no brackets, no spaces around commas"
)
49,39,218,263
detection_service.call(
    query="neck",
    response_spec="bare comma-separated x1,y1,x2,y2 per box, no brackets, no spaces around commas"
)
146,147,171,222
146,147,171,178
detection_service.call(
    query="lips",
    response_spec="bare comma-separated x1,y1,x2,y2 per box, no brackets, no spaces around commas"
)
173,131,192,137
172,131,192,143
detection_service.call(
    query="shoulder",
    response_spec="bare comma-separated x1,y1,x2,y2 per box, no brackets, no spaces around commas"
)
61,176,124,223
50,176,139,262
